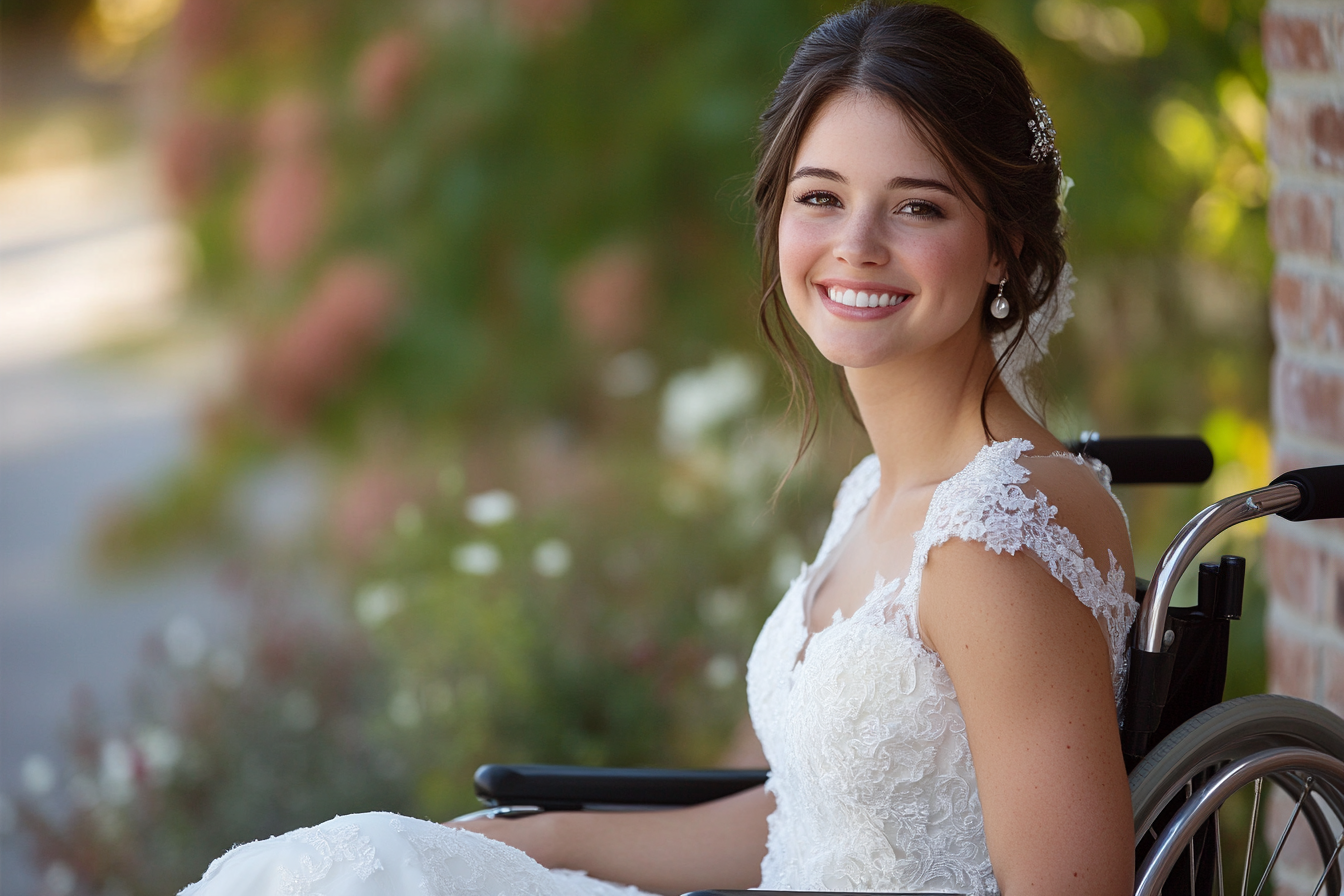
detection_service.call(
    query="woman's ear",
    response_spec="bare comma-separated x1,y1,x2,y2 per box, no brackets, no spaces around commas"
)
986,232,1025,284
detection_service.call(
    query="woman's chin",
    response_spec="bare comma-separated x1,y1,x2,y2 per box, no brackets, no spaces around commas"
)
811,341,907,371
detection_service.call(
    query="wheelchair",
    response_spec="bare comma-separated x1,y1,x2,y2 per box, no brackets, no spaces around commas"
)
458,436,1344,896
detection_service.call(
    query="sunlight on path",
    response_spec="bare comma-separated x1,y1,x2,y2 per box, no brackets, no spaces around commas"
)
0,148,236,894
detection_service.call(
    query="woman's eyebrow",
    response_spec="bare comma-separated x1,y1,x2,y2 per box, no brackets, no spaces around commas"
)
789,166,845,184
886,175,955,195
788,167,955,196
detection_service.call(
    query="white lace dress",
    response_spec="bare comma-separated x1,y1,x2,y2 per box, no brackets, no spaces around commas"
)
181,439,1134,896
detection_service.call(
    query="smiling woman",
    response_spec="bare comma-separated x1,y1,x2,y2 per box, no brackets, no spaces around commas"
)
180,4,1135,896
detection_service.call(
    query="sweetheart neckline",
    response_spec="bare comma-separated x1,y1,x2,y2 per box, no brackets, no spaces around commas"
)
789,439,1116,672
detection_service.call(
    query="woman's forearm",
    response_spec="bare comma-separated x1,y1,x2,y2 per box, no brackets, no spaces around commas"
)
448,784,771,895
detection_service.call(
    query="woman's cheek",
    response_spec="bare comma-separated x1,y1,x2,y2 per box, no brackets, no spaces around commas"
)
777,215,825,298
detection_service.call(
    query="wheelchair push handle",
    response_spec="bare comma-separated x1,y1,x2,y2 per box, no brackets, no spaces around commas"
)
1121,464,1344,757
1271,465,1344,522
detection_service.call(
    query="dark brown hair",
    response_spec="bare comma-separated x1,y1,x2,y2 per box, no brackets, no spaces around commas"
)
754,1,1066,472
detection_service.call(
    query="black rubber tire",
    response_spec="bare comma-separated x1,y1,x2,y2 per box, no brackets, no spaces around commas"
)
1130,694,1344,842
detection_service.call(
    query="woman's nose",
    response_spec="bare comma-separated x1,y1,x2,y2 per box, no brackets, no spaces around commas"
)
833,211,889,267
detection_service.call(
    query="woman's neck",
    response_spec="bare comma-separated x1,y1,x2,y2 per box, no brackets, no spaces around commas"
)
845,334,1037,497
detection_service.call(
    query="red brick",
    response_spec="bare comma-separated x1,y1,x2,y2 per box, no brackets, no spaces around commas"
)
1311,104,1344,174
1271,272,1309,346
1264,11,1331,72
1267,626,1318,699
1268,191,1334,258
1270,95,1312,171
1265,529,1320,619
1319,280,1344,353
1321,638,1344,714
1273,275,1344,352
1272,355,1344,444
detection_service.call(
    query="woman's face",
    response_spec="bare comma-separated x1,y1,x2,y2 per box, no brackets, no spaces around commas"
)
778,91,1002,371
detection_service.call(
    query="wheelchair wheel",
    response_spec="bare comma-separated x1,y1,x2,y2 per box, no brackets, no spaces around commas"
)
1129,694,1344,896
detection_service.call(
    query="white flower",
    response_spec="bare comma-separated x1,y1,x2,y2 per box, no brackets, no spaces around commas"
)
704,654,739,689
356,581,405,628
453,540,501,576
465,490,517,526
532,538,572,577
136,727,182,777
660,354,762,453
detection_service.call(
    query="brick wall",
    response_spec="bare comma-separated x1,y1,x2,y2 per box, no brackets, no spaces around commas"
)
1264,0,1344,708
1263,3,1344,892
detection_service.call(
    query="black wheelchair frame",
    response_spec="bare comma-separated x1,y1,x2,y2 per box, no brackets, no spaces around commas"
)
457,437,1344,896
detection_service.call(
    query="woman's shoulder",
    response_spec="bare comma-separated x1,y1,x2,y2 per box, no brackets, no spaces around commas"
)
922,438,1133,587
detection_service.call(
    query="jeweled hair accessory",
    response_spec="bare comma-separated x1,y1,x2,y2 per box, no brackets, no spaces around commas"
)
1028,96,1060,168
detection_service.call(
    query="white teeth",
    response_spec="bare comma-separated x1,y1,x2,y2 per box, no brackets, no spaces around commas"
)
823,286,907,308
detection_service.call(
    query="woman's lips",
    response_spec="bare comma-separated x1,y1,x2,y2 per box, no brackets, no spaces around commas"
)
815,283,911,319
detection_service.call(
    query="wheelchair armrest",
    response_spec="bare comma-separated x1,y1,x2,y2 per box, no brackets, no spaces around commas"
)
473,764,768,811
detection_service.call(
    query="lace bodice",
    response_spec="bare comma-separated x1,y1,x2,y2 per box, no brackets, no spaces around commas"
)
745,438,1135,895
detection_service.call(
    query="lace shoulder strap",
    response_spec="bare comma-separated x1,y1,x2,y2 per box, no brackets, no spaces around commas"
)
907,439,1136,707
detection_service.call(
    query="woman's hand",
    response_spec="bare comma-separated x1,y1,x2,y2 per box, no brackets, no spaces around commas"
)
443,813,560,867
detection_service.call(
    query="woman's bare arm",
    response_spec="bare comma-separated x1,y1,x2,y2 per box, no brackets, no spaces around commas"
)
921,539,1133,896
446,781,771,895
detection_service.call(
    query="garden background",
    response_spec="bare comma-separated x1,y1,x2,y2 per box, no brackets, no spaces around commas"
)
2,0,1273,891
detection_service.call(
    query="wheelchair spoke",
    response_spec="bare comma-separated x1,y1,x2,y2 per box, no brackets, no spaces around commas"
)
1185,781,1198,896
1253,776,1313,896
1309,826,1344,896
1216,808,1225,896
1242,777,1264,896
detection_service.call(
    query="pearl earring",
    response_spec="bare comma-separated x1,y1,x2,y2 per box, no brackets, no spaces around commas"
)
990,278,1010,320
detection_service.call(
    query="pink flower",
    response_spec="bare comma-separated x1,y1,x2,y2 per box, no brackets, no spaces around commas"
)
255,93,326,160
252,257,400,429
170,0,235,67
158,113,232,207
561,242,652,347
331,463,422,559
240,156,328,274
352,31,424,125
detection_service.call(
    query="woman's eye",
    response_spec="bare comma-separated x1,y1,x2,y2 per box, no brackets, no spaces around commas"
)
795,191,841,208
898,200,943,218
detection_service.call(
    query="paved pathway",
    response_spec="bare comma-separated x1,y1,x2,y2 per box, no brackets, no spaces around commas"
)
0,150,236,894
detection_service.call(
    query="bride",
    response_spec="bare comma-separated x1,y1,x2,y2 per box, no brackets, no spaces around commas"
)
182,3,1136,894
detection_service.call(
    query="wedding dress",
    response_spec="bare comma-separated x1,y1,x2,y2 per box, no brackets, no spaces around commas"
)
180,438,1134,896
